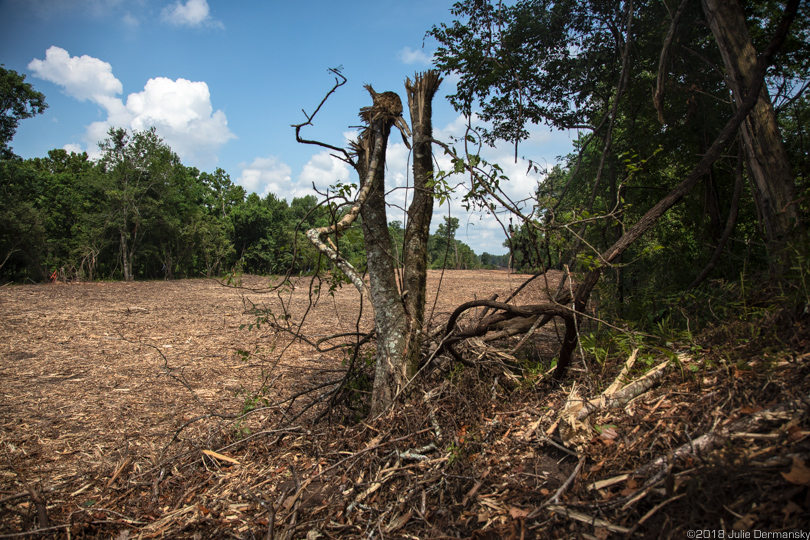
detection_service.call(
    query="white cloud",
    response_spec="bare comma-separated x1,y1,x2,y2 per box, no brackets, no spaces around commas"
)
122,12,139,27
28,46,122,102
297,151,352,198
161,0,223,28
125,77,236,163
28,47,235,167
398,46,434,65
236,156,292,198
413,114,553,254
63,143,84,154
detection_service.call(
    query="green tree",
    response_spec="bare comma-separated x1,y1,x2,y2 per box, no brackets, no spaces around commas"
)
430,216,459,268
200,168,245,218
0,66,47,159
195,168,241,277
0,67,48,280
388,220,405,268
97,127,181,281
30,149,104,279
430,0,806,376
145,164,208,279
431,0,806,283
229,192,291,274
287,195,333,273
0,160,46,279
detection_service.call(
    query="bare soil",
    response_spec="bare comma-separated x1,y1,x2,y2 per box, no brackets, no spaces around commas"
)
1,270,808,538
0,271,559,527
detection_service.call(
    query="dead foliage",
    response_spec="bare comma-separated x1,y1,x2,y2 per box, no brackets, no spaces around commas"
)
1,271,809,538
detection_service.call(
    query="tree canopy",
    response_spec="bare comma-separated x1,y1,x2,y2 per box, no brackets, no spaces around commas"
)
0,66,47,159
430,0,808,319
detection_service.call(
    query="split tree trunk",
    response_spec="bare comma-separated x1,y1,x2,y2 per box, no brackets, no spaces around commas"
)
356,74,443,417
356,116,411,418
402,71,443,383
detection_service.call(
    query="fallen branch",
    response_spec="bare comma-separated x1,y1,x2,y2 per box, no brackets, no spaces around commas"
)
576,357,672,422
542,504,631,534
635,397,807,477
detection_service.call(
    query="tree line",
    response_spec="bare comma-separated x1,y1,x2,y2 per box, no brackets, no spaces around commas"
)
0,72,504,284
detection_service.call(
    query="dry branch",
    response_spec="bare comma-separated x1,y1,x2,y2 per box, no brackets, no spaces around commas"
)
575,356,673,422
635,397,807,477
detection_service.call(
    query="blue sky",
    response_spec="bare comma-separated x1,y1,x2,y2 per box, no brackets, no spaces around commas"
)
1,0,576,255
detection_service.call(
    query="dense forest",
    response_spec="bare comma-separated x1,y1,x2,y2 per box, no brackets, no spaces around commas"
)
429,0,809,327
0,85,501,283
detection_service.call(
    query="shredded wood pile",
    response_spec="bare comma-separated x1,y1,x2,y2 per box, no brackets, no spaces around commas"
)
1,272,809,538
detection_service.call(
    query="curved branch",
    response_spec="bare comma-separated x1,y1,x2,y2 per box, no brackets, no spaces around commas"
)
305,115,388,296
438,298,577,376
654,0,691,124
292,68,354,161
315,329,376,353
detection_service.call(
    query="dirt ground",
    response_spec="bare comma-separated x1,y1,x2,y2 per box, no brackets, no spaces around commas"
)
2,270,808,538
0,270,556,506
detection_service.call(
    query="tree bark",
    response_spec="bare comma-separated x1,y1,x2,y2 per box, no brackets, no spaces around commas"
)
702,0,801,255
120,230,131,282
402,71,443,381
352,90,411,418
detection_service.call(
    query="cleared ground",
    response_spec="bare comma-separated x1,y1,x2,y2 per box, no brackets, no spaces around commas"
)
2,270,808,538
0,269,557,495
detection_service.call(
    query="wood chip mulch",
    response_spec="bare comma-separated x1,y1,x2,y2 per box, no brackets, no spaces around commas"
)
1,271,809,538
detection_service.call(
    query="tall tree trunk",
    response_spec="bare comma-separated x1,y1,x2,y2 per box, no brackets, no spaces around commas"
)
351,90,411,418
702,0,801,256
361,122,409,417
402,71,443,396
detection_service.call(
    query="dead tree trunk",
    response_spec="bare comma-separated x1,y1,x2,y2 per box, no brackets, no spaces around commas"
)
352,88,412,417
402,71,443,388
702,0,801,256
300,71,445,416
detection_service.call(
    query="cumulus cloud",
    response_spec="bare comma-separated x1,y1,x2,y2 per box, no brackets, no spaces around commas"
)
62,143,84,155
236,156,293,198
297,151,352,197
125,77,235,162
27,46,122,102
28,46,235,167
161,0,223,28
398,46,434,65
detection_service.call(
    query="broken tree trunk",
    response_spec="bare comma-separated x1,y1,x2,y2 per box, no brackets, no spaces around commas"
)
352,87,412,418
401,70,443,392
